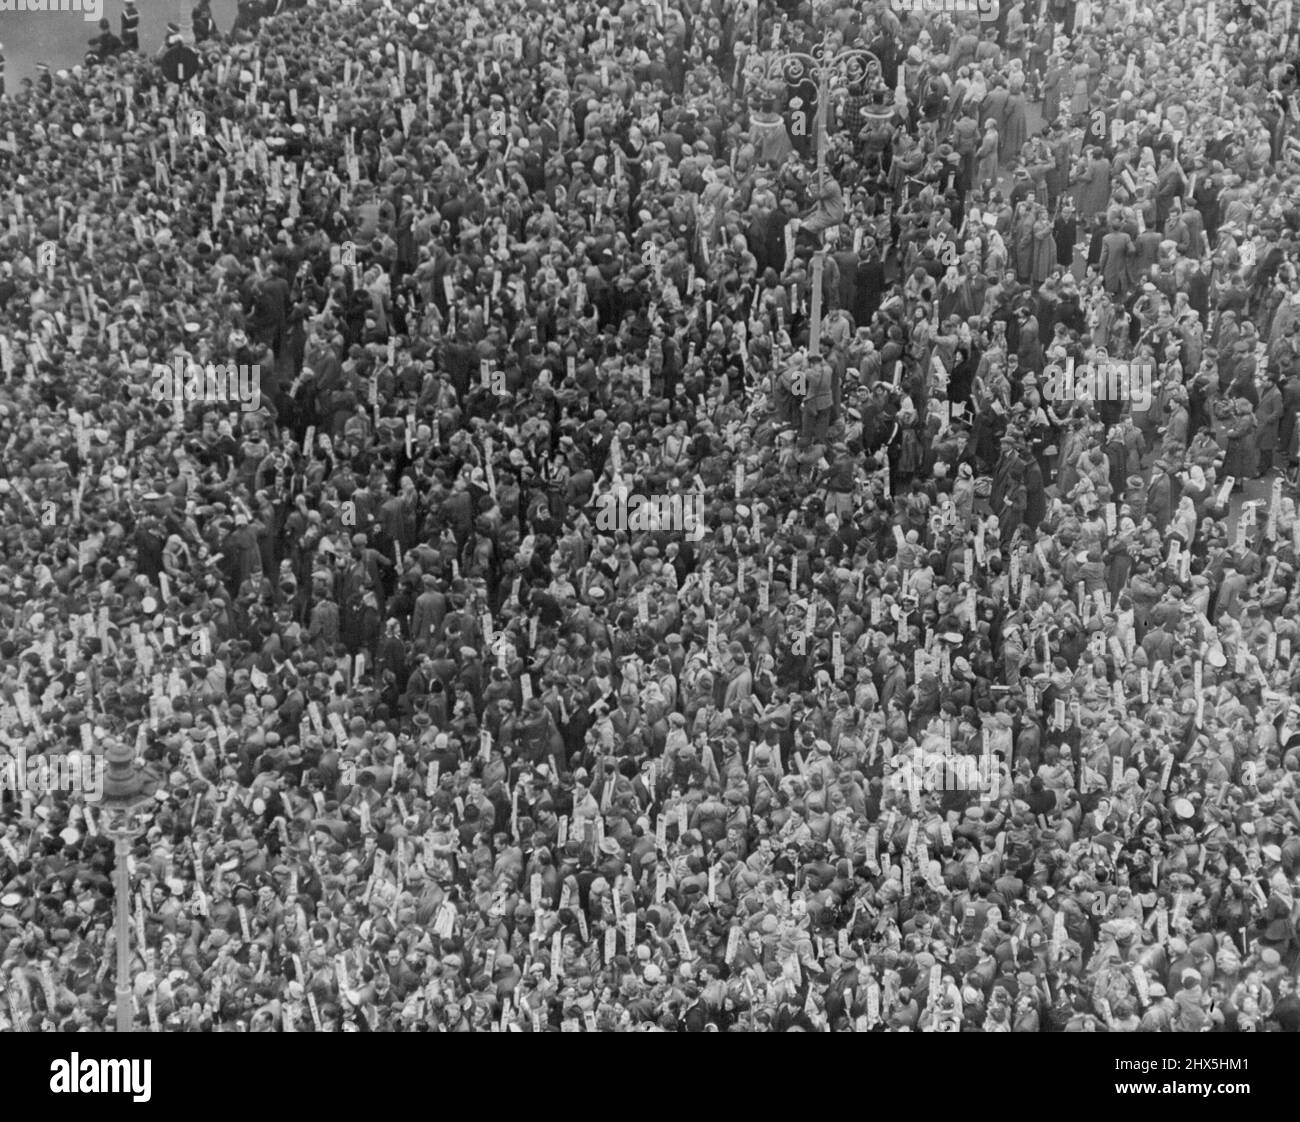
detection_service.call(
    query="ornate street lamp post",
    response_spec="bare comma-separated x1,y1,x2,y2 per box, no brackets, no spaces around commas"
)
747,31,881,355
98,739,161,1033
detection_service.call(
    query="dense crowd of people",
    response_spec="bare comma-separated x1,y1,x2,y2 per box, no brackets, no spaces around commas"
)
2,0,1300,1032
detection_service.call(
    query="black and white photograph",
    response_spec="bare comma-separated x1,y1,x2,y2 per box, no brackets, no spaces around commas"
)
0,0,1297,1098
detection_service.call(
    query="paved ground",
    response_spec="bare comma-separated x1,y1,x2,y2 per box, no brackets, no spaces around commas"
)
1,0,238,89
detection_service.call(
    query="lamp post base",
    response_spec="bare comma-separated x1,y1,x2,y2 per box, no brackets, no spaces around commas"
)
115,983,134,1034
107,821,137,1033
